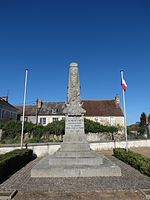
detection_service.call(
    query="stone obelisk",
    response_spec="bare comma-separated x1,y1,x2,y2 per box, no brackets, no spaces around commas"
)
31,62,121,177
63,62,86,139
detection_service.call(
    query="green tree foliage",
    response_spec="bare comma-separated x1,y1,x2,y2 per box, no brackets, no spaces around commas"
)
140,112,147,127
32,124,45,138
0,119,118,143
45,120,65,136
139,112,147,135
24,121,35,133
84,118,118,134
1,120,22,139
0,121,5,129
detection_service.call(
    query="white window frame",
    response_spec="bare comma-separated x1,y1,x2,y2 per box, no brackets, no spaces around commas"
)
40,117,46,125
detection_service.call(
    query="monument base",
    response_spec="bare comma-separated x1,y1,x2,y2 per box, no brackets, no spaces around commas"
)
31,133,121,177
31,153,121,177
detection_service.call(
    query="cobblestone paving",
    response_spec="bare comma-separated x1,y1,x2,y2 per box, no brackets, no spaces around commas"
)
13,190,145,200
0,155,150,193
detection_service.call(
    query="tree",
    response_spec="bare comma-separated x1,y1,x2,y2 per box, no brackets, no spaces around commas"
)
45,120,65,136
140,112,147,127
2,120,22,139
84,118,118,134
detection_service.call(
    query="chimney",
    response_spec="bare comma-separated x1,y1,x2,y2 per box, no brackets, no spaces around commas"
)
1,96,8,102
115,95,120,105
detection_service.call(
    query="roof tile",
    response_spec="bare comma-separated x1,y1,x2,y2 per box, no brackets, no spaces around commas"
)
16,100,124,117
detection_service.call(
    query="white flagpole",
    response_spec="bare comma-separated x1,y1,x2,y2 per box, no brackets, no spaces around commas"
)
21,68,28,149
121,70,128,152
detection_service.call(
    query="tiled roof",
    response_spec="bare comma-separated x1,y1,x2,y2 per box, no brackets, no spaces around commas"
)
0,98,17,112
40,102,65,115
16,102,65,116
16,105,37,116
81,100,124,117
16,99,124,117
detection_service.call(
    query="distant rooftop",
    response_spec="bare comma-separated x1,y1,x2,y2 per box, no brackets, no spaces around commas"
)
0,96,17,111
16,99,124,117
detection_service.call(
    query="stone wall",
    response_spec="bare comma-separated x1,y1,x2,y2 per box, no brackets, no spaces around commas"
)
85,116,124,127
86,131,125,142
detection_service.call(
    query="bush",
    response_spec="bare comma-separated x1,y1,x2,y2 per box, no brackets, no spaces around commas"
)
1,120,22,139
0,149,34,183
1,119,118,144
45,120,65,136
84,118,118,134
113,148,150,176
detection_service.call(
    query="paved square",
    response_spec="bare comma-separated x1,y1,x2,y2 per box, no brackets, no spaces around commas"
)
0,151,150,199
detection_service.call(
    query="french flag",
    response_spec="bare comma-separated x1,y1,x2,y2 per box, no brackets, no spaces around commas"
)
121,71,127,91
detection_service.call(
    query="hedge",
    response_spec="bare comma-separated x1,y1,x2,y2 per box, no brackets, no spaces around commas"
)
113,148,150,176
1,119,119,144
0,149,34,183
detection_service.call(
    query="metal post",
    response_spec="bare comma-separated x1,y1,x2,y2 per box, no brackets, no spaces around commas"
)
21,69,28,149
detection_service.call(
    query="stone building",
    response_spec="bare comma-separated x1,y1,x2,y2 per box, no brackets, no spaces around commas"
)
16,95,124,128
81,95,124,127
0,96,17,121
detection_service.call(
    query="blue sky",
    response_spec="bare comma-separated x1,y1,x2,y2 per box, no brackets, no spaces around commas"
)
0,0,150,125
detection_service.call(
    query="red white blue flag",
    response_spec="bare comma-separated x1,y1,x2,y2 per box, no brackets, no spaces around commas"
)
121,71,127,91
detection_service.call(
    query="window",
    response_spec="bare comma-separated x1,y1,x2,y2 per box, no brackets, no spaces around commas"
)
53,117,58,122
52,108,58,114
40,117,46,125
62,117,65,121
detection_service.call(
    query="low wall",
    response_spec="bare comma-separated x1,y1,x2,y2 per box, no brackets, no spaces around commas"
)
90,139,150,151
0,140,150,157
0,143,60,157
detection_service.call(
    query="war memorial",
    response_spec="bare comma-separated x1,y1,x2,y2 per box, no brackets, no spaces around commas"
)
31,62,121,177
0,63,150,200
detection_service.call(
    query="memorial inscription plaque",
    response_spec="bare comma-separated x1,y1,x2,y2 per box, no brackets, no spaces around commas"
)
65,116,84,134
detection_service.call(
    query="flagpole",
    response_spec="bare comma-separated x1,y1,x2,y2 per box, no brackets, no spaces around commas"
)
21,68,28,149
121,71,128,152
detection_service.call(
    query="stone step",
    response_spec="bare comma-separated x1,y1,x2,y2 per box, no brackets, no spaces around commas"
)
60,143,91,151
63,134,87,142
49,156,103,166
31,156,121,177
54,151,97,158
